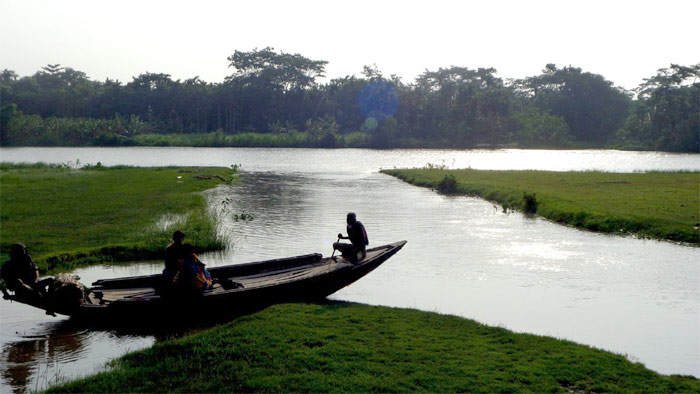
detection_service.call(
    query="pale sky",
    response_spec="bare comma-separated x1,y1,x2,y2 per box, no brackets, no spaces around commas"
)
1,0,698,90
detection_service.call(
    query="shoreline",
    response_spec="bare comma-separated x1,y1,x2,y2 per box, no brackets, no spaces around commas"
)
381,168,700,245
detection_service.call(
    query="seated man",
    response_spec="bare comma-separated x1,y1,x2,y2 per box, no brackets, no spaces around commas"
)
333,212,369,262
163,230,187,281
161,231,212,294
1,243,41,301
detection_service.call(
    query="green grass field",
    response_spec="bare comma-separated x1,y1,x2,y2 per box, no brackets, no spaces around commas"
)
46,302,699,393
0,163,232,273
382,168,700,244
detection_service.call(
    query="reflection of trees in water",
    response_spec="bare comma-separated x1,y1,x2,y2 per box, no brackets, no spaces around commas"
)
213,173,317,244
1,323,84,394
234,173,311,216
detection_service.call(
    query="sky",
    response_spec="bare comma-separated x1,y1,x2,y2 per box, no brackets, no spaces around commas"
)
1,0,698,91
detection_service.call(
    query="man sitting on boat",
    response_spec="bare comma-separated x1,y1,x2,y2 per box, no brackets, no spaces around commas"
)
162,230,213,294
1,243,43,302
164,230,187,276
1,243,90,315
333,212,369,262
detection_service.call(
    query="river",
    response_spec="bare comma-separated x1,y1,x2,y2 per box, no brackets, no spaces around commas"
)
0,147,698,393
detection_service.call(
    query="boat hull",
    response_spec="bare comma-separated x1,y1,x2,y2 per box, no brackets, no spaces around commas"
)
12,241,406,323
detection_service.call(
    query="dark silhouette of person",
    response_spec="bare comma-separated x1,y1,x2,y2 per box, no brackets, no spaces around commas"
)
162,230,187,288
161,230,212,293
1,243,41,301
333,212,369,262
164,230,186,273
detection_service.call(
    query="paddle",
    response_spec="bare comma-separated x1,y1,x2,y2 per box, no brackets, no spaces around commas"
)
331,236,340,258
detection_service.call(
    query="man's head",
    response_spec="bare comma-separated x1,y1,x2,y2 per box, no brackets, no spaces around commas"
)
173,230,185,243
10,243,27,260
346,212,357,225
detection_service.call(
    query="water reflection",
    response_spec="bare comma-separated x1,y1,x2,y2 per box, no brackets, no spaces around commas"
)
2,321,86,393
0,297,269,394
0,300,155,394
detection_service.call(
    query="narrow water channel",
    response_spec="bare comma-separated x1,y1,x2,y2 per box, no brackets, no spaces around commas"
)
0,148,698,393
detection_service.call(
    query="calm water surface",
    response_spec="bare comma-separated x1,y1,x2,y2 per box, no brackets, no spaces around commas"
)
1,148,698,393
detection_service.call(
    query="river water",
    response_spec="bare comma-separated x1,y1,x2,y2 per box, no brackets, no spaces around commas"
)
0,147,698,392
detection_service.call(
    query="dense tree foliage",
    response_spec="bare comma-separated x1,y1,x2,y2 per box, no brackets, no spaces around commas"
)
617,64,699,152
0,51,697,151
515,64,631,144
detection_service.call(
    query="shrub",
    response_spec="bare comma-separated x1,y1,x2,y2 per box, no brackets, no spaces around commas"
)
437,175,458,194
523,192,538,214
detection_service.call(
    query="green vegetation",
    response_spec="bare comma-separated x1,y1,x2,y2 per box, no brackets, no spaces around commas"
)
382,168,700,244
1,56,698,151
132,130,372,148
47,302,699,393
0,163,232,274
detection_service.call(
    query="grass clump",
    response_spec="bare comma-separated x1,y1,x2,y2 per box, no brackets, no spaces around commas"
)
382,168,700,244
0,163,233,274
437,174,458,194
46,302,699,393
523,192,539,214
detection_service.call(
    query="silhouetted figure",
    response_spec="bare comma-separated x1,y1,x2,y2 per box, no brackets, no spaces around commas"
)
161,230,212,294
164,230,186,274
1,243,40,301
333,212,369,262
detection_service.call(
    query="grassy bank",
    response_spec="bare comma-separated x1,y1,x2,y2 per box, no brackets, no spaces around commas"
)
0,163,233,274
382,168,700,244
47,302,699,393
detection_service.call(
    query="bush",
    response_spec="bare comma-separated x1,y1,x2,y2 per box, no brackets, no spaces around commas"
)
316,132,338,148
523,192,538,214
437,175,458,194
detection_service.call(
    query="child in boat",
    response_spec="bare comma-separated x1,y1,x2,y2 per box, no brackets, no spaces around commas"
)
333,212,369,262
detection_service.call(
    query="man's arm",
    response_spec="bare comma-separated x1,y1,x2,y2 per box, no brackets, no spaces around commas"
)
1,280,11,299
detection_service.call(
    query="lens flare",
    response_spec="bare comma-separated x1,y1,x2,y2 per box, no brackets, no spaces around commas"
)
363,117,378,130
358,81,398,123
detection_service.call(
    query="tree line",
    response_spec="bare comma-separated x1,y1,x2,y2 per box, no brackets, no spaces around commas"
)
1,49,697,152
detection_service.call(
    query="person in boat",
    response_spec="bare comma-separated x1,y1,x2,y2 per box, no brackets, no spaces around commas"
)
1,243,42,301
162,231,212,294
333,212,369,262
164,230,187,277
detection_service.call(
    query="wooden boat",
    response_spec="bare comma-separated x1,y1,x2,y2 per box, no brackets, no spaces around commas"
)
5,241,406,322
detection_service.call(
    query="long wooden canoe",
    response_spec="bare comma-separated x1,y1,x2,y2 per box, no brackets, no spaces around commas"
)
6,241,407,322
